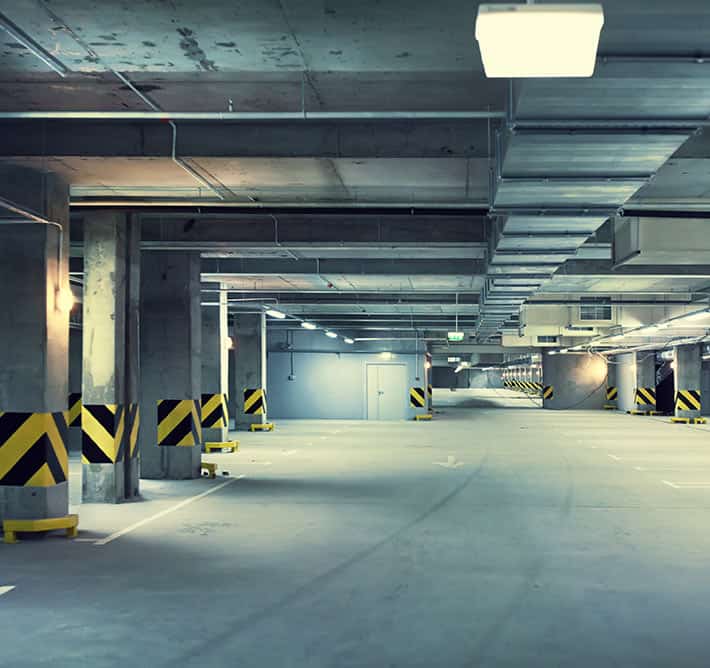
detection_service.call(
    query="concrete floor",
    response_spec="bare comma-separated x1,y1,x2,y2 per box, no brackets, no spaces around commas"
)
3,388,710,667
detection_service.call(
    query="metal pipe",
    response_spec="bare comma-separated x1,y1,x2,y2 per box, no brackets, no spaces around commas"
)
528,299,700,306
0,196,54,225
0,110,507,121
0,12,68,77
168,121,225,201
72,199,491,209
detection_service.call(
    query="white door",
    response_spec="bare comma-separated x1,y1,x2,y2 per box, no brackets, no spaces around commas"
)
367,364,407,420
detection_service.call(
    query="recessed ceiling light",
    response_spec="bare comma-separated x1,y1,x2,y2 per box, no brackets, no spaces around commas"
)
344,337,354,344
475,3,604,78
300,321,317,330
265,308,287,319
325,331,338,339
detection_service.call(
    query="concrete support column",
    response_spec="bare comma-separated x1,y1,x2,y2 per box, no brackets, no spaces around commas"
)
81,212,140,502
425,351,433,412
674,343,702,419
606,359,618,408
634,352,657,414
542,352,607,410
234,313,267,429
68,326,82,452
201,283,229,443
0,170,70,521
227,323,238,429
139,252,202,479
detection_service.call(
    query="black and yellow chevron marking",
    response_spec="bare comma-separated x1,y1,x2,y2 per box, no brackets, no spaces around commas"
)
68,392,82,427
127,403,140,458
606,386,618,401
542,385,554,400
427,384,433,399
676,389,701,412
635,387,656,407
244,388,266,415
157,399,201,446
410,386,426,408
0,411,68,487
82,404,125,464
201,393,228,428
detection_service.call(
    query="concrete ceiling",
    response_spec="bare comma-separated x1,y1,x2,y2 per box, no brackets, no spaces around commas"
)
3,0,710,349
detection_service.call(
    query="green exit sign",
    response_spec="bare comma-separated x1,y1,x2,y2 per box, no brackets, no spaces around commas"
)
447,331,465,342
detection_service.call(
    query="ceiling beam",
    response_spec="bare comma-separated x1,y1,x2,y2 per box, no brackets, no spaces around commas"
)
0,119,491,159
200,257,486,276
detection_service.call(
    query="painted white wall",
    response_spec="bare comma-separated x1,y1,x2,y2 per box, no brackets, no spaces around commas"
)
267,351,422,419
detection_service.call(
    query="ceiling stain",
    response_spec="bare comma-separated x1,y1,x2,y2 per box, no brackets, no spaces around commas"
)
176,27,218,72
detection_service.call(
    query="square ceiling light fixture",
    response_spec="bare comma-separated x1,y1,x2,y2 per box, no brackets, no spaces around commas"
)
475,3,604,78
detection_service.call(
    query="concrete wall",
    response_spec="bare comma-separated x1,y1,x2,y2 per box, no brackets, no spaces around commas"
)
432,367,503,389
702,362,710,417
267,331,425,420
542,352,607,410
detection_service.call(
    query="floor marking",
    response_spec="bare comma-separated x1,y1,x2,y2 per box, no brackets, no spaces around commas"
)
662,480,710,490
95,476,244,546
635,466,710,472
608,454,622,461
435,455,464,469
0,586,15,597
73,538,100,543
282,449,299,456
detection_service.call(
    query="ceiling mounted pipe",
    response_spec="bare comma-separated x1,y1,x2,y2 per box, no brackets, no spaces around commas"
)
0,110,506,121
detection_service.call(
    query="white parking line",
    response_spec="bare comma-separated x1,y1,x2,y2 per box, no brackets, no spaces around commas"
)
0,586,15,596
95,476,244,546
662,480,710,489
608,454,622,461
635,466,710,472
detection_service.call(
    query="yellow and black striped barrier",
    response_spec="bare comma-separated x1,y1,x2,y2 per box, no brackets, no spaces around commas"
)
201,393,228,429
671,416,707,425
157,399,201,446
127,403,140,458
635,387,656,408
68,393,82,427
542,385,554,400
427,384,433,404
82,403,140,463
243,388,266,415
410,386,426,408
82,404,124,464
604,386,618,409
0,411,68,487
675,389,701,412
